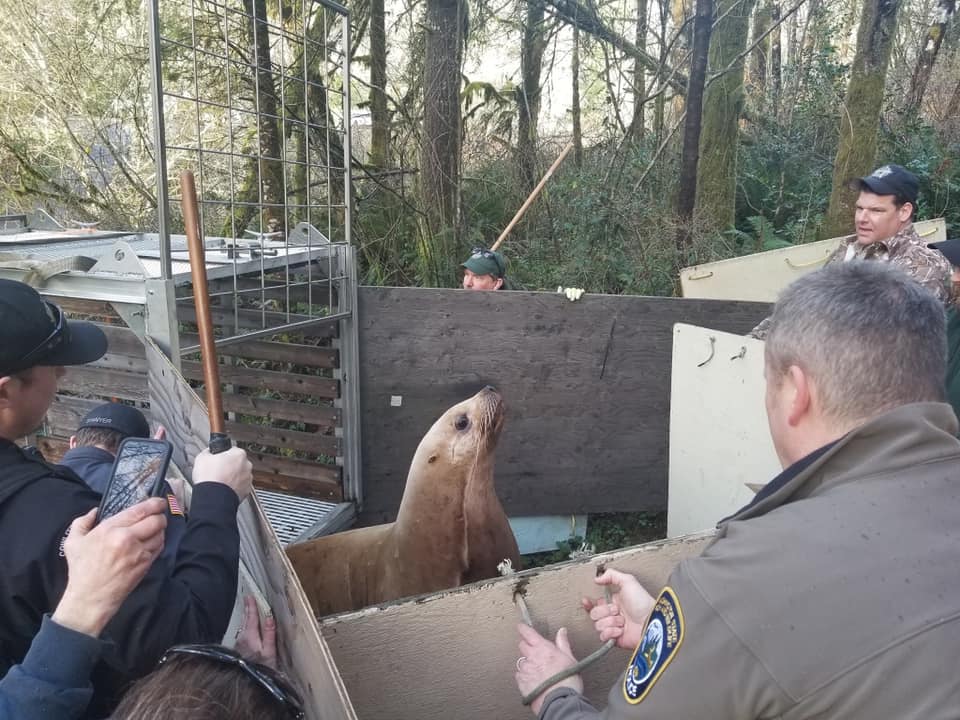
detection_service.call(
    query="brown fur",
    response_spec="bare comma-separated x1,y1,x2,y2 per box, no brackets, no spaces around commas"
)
286,387,520,617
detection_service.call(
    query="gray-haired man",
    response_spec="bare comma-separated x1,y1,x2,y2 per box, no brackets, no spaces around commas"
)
516,261,960,719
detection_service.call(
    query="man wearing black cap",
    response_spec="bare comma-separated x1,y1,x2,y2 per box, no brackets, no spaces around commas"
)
0,278,253,718
823,164,950,303
60,402,187,571
750,164,951,340
928,238,960,422
462,246,507,290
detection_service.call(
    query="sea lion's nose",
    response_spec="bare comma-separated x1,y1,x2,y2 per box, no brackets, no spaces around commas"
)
483,384,496,393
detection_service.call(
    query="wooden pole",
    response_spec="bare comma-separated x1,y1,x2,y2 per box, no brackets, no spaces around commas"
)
180,170,231,453
490,141,574,252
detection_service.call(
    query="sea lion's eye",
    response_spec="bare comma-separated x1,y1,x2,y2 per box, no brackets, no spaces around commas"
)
455,415,470,431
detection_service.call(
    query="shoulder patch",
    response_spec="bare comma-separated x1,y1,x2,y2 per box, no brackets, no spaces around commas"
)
623,586,684,704
167,493,184,517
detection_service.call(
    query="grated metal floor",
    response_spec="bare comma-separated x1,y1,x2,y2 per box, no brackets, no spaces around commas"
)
255,489,354,546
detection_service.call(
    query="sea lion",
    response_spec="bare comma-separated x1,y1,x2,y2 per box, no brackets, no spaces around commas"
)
286,386,520,617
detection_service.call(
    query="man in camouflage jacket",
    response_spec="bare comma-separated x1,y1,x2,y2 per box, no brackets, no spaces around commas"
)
750,164,951,339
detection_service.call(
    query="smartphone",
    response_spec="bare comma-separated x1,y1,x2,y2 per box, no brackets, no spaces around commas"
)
96,437,173,523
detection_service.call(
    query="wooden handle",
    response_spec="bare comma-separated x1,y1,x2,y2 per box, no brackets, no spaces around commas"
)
491,141,575,252
180,170,227,442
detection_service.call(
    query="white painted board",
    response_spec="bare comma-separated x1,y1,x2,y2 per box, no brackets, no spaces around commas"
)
510,515,588,554
667,324,781,537
680,218,947,302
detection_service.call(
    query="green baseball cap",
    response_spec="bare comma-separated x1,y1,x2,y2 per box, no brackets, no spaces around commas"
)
462,247,506,278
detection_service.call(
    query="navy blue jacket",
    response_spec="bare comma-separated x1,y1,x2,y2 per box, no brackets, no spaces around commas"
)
59,446,187,571
0,615,101,720
0,439,240,719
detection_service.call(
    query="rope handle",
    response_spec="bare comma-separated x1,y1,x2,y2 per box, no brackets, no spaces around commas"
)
784,252,831,269
515,582,616,706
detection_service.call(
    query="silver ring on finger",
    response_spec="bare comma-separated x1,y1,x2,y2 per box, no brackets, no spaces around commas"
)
516,656,527,671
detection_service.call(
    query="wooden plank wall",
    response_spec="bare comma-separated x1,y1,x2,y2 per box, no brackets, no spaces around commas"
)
37,296,342,501
321,530,714,720
144,339,357,720
357,288,770,523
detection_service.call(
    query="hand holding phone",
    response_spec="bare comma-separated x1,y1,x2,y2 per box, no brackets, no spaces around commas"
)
96,438,173,524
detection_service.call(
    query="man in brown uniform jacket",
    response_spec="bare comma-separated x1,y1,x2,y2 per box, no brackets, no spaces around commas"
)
516,261,960,719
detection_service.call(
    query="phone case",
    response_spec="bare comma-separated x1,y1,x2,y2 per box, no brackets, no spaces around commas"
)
95,438,173,523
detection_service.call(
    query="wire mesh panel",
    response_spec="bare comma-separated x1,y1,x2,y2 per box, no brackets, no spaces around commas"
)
146,0,363,506
148,0,352,342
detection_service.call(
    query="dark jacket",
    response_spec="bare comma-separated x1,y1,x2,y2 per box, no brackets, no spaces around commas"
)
0,615,102,720
59,446,187,570
945,306,960,424
0,438,240,719
541,403,960,720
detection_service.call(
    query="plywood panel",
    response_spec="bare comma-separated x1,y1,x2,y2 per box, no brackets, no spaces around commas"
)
321,532,713,720
357,288,770,521
679,218,947,302
667,324,780,536
145,340,355,720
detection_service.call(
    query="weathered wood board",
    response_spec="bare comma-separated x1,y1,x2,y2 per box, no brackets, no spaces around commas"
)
40,310,340,499
145,339,356,720
667,324,780,536
320,531,713,720
357,288,770,522
679,218,947,302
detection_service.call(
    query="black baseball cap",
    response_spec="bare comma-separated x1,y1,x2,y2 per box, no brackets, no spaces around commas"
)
0,279,107,376
928,238,960,268
77,402,150,438
856,164,919,205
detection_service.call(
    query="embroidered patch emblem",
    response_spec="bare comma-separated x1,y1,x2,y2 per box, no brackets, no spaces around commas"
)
167,493,184,516
871,165,893,178
623,587,684,704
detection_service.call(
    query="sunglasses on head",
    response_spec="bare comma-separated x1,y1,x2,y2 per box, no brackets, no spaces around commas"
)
470,246,504,276
19,301,68,369
159,644,305,719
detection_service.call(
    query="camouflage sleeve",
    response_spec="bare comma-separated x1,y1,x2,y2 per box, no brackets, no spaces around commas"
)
892,247,952,304
747,316,771,341
824,242,846,267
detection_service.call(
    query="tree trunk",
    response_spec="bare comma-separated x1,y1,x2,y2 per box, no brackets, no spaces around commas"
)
572,25,583,167
369,0,390,167
770,1,782,117
517,0,548,192
822,0,902,239
905,0,956,113
420,0,466,282
751,2,771,95
226,0,286,237
676,0,714,261
694,0,758,233
627,0,648,140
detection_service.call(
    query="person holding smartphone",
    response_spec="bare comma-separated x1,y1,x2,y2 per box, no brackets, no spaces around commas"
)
0,279,254,719
0,499,167,720
60,402,187,570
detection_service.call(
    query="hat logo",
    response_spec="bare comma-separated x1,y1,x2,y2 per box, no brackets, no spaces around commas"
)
871,166,893,179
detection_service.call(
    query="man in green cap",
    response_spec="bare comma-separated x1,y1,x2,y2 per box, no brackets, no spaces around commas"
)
461,246,506,291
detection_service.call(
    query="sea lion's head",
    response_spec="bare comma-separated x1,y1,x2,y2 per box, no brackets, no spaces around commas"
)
407,386,505,484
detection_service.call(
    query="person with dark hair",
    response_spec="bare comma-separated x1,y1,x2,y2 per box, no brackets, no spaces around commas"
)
63,403,153,485
0,278,254,718
516,262,960,719
60,402,187,570
111,644,304,720
928,237,960,422
0,499,167,720
750,164,951,339
461,247,507,290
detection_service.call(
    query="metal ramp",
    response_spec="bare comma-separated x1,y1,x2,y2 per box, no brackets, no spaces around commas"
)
255,489,356,546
